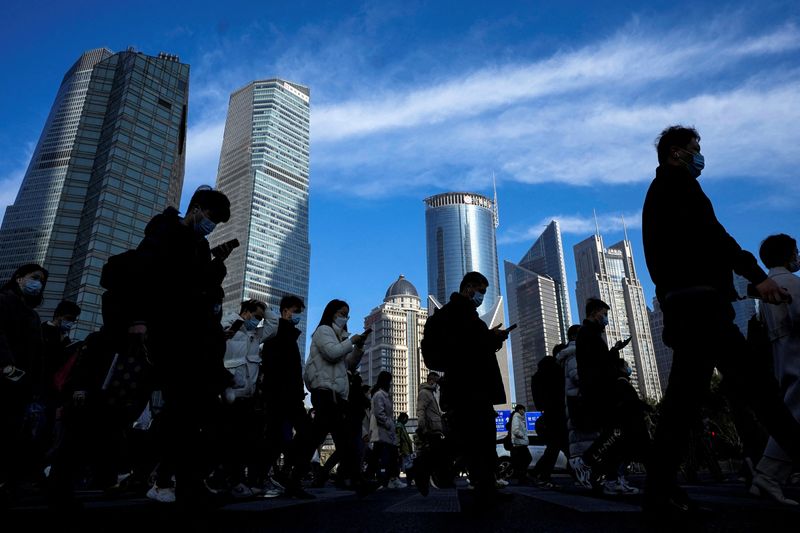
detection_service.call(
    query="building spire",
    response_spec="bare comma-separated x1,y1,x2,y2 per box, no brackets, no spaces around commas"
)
593,208,600,238
492,171,499,229
622,214,629,242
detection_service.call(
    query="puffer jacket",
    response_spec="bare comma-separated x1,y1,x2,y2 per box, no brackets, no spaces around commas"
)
221,311,279,399
511,410,528,446
556,341,579,398
303,324,363,400
370,388,396,445
416,382,443,436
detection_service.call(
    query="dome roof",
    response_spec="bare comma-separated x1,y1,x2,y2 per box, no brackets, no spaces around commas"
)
385,275,419,300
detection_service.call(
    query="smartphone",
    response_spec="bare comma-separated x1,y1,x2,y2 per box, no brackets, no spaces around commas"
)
211,238,240,258
505,324,518,332
229,319,245,332
3,367,26,382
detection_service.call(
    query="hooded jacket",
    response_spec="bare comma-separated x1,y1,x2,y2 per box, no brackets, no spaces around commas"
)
511,410,529,446
416,382,443,436
370,388,396,445
221,311,278,399
303,324,364,400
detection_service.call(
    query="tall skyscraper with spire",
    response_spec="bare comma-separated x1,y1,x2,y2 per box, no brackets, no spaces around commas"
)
360,275,429,416
424,191,511,408
211,79,311,356
505,220,572,406
0,48,189,337
573,225,662,401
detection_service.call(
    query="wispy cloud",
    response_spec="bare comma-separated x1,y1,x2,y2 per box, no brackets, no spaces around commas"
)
0,142,35,220
499,210,642,245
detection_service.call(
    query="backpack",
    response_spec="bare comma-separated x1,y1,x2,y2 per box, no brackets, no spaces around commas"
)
421,307,450,372
99,249,141,330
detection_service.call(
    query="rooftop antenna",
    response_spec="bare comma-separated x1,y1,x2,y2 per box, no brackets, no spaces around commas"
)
593,208,600,238
492,171,499,229
622,214,629,242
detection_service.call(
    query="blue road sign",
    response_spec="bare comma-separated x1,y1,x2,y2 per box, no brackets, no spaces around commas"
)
495,410,543,433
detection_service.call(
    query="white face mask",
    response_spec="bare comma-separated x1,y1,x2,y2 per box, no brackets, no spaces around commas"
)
334,316,348,329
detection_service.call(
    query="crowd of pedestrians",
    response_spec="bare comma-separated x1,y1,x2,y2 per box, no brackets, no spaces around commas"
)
1,125,799,517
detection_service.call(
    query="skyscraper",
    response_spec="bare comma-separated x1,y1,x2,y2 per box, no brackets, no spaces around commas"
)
505,220,572,407
424,191,511,408
573,231,662,401
360,275,429,417
648,297,672,393
211,79,311,355
732,273,758,336
0,48,189,337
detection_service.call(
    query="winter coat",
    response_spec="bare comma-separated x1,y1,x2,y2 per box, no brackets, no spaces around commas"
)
530,356,565,414
303,324,364,400
511,410,528,446
416,382,443,436
0,285,44,394
221,311,278,399
260,318,305,409
575,319,622,405
643,164,767,303
430,292,506,410
396,421,413,456
556,341,579,398
370,388,396,445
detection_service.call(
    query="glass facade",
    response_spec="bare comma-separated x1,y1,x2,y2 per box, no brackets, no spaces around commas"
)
211,79,311,357
574,234,662,401
505,220,571,406
648,297,672,393
0,48,189,338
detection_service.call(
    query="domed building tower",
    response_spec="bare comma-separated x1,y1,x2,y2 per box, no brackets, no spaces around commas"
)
360,275,429,417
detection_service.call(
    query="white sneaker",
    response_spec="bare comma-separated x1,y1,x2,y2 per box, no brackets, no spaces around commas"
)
569,457,593,489
231,483,254,499
495,478,509,487
387,478,407,489
146,483,176,503
259,480,285,499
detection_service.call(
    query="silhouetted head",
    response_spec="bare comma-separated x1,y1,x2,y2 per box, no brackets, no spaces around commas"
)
459,271,489,308
585,298,611,328
567,324,581,341
3,263,49,308
372,370,392,394
760,234,798,271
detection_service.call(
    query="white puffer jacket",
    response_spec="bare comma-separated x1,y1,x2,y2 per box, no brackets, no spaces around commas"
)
303,324,364,400
222,310,279,399
511,410,529,446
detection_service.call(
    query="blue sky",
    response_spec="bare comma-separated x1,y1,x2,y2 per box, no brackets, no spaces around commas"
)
2,0,799,353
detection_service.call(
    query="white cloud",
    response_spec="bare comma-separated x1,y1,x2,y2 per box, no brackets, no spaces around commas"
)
499,211,642,244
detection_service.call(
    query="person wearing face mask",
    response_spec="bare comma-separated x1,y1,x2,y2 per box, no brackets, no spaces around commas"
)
421,272,511,505
412,372,446,495
256,295,307,497
748,234,800,505
0,263,48,498
214,299,278,498
642,126,800,514
279,299,370,498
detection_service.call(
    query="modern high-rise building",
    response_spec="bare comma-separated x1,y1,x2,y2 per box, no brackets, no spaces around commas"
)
648,297,672,394
424,191,511,408
732,273,758,336
505,220,572,408
573,231,662,401
360,275,429,417
0,48,189,338
211,79,311,355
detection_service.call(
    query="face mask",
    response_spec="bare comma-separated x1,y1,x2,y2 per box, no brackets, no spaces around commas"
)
195,214,216,236
334,316,348,329
244,318,260,331
290,315,302,326
60,320,75,333
600,315,609,327
679,148,704,178
471,290,485,307
21,279,43,296
625,366,632,377
788,259,800,273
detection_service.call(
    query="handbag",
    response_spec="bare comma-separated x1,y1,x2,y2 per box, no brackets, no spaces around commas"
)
102,336,152,418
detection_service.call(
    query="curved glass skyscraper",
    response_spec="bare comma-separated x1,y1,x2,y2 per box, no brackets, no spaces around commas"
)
424,192,510,408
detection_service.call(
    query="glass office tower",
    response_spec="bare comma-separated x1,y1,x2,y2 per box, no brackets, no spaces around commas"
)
505,220,572,407
211,79,311,356
574,233,662,401
424,192,511,408
0,48,189,338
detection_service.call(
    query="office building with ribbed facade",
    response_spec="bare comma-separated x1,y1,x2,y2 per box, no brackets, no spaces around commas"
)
211,79,311,355
648,297,672,393
505,220,572,407
360,276,429,417
424,191,511,408
0,48,189,337
574,232,662,401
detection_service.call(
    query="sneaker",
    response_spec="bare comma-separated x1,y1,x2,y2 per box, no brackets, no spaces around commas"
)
603,480,623,495
569,457,593,489
429,476,439,490
387,478,407,489
259,479,285,498
146,483,176,503
230,483,254,499
617,476,641,495
495,478,509,487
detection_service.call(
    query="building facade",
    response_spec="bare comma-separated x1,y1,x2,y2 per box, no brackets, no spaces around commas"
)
648,297,672,394
0,48,189,337
424,192,511,408
732,273,758,336
505,220,572,407
360,275,429,417
573,233,662,401
211,79,311,355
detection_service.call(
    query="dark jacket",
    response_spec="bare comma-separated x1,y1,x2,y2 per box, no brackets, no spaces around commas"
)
530,356,565,416
0,285,44,391
642,164,767,303
434,292,506,409
260,318,305,408
575,319,622,405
